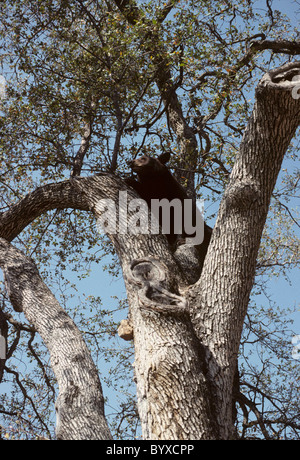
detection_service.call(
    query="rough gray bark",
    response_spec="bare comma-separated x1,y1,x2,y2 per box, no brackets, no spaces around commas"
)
72,176,218,439
0,238,112,440
0,174,216,439
189,61,300,439
122,257,216,439
0,180,90,242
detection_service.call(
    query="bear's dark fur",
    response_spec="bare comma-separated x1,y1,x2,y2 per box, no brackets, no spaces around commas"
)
126,152,186,212
125,152,212,266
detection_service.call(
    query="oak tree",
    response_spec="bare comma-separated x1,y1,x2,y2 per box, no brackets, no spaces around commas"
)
0,0,299,440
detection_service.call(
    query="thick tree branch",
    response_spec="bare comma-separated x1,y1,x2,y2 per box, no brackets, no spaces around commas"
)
0,238,112,440
189,61,300,439
0,180,90,242
251,39,300,55
0,173,178,269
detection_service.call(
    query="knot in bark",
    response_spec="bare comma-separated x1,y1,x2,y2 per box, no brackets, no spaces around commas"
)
127,257,188,317
224,179,260,213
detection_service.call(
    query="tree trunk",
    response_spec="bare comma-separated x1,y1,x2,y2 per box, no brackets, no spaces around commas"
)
73,175,219,439
71,61,300,439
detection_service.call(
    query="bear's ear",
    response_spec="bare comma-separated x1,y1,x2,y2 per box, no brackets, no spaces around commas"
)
157,151,171,165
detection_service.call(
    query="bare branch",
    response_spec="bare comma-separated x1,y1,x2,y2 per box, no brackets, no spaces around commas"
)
237,391,271,440
71,120,93,177
156,0,181,24
113,0,140,25
251,39,300,55
0,180,90,242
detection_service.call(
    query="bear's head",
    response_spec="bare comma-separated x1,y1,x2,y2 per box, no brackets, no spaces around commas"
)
128,152,171,179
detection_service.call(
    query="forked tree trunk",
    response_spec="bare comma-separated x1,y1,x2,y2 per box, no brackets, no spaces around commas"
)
116,63,300,440
0,63,299,440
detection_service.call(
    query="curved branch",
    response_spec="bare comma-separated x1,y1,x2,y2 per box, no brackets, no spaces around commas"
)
0,238,112,440
0,173,185,284
0,180,90,242
0,174,125,242
251,39,300,55
202,42,300,126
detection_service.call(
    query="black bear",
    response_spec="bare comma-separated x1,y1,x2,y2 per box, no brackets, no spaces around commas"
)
125,152,212,266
